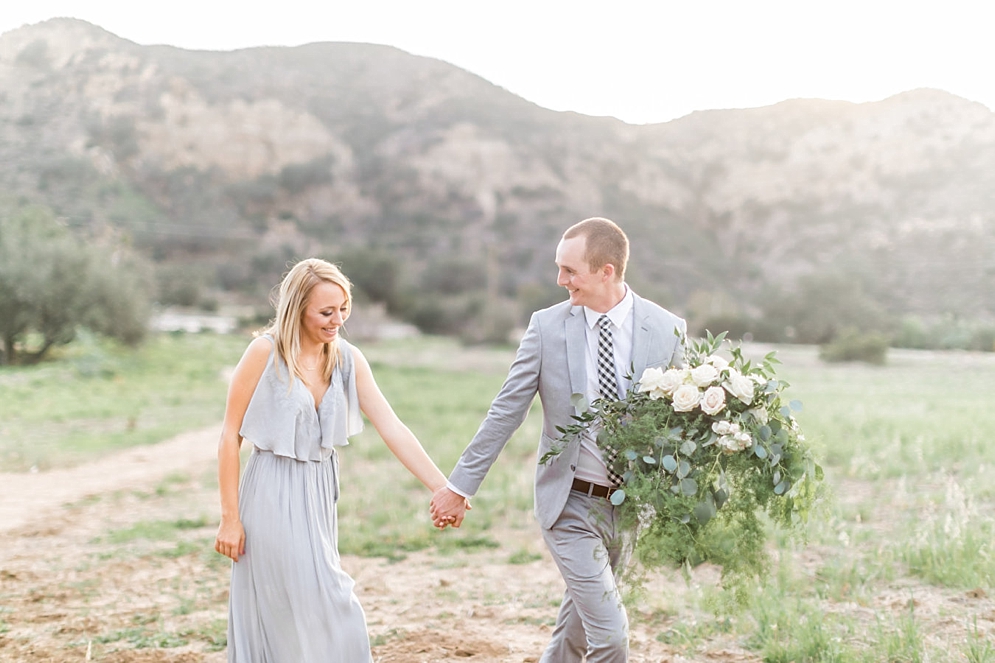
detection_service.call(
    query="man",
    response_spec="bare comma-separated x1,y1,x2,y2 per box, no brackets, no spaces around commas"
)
430,217,686,662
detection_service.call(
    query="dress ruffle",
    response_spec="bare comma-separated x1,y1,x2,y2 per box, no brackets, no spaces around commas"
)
239,336,364,460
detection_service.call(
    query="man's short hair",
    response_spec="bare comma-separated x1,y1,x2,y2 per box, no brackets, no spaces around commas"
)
562,217,629,282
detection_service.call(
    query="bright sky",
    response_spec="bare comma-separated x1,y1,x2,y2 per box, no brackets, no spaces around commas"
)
2,0,992,124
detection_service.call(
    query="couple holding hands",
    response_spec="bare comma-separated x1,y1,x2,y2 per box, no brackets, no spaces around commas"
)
215,217,686,662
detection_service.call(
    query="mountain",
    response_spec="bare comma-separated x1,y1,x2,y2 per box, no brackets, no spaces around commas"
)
2,18,994,338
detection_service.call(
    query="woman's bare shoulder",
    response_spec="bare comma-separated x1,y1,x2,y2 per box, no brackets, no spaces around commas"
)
237,335,274,372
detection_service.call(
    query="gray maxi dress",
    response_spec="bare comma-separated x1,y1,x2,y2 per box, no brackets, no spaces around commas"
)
227,336,372,662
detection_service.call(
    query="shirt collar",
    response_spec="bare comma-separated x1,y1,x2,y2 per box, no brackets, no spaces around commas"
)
584,285,633,329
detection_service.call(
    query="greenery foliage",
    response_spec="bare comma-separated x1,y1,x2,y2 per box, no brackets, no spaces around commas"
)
544,332,824,599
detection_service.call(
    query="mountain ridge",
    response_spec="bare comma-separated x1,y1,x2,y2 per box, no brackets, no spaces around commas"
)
2,18,993,337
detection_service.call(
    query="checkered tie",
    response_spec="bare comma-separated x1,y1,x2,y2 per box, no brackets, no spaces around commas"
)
597,315,625,487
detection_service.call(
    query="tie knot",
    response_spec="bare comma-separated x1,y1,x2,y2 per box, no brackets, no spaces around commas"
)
599,315,611,330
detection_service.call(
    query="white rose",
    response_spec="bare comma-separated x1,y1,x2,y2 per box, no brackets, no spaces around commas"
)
636,367,667,394
712,420,732,435
699,385,726,415
658,368,686,395
748,407,769,425
671,384,702,412
707,354,729,369
718,435,738,454
723,370,755,405
690,363,719,388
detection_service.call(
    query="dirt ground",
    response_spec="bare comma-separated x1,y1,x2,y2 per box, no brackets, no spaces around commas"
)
1,426,992,662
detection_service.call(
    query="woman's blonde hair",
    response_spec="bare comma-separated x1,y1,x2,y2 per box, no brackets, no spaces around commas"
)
263,258,352,384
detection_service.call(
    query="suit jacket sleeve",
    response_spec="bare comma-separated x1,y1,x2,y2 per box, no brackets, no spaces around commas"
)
447,312,542,496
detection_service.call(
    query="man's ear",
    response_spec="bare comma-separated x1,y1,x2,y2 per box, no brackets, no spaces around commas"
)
601,263,616,282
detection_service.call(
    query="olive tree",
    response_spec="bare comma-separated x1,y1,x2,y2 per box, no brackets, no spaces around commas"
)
0,206,151,364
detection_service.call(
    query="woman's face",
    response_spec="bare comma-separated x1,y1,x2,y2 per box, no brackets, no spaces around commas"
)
301,281,349,347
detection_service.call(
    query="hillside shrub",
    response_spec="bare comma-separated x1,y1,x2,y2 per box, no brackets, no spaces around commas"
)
819,328,889,365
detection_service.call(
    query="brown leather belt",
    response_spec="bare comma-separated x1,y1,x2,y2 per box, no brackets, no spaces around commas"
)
571,478,617,500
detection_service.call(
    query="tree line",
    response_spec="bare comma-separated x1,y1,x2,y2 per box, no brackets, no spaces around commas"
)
2,202,993,367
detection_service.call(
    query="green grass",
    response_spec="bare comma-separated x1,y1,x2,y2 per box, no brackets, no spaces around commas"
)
5,334,995,660
775,346,995,482
336,343,541,557
102,516,211,544
0,331,248,471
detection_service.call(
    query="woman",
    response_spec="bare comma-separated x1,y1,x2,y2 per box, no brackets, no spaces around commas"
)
214,258,458,661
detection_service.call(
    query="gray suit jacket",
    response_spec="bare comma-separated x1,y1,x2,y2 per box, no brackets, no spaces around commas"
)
449,293,686,529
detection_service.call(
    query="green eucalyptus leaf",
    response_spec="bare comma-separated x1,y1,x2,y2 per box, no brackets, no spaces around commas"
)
670,484,681,494
815,464,825,481
662,455,677,472
773,470,781,485
610,489,626,506
680,478,698,496
774,480,788,495
677,460,691,478
643,456,657,465
758,425,772,441
789,399,803,412
680,513,691,524
755,446,768,459
625,449,638,461
780,406,792,418
680,440,697,455
570,393,589,411
694,499,716,524
713,488,729,509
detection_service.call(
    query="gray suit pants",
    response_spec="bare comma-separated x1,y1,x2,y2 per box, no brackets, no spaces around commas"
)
540,490,631,663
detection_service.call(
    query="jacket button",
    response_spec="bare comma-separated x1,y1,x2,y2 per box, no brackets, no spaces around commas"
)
570,465,576,471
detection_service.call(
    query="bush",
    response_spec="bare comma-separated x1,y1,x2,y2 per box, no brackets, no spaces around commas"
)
819,328,889,365
892,315,995,353
761,272,893,344
0,206,152,364
458,296,519,346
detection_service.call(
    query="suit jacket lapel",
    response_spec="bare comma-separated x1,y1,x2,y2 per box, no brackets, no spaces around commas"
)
565,306,587,409
630,295,653,379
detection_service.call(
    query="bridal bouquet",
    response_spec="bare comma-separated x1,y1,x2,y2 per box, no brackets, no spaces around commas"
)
545,332,823,596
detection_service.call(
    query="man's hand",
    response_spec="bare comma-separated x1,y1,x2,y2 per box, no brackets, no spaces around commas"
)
430,486,470,529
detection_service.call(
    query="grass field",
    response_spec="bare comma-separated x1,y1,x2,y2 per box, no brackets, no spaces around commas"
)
1,333,993,661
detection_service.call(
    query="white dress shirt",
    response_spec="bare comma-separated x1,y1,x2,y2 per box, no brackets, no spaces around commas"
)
574,286,634,486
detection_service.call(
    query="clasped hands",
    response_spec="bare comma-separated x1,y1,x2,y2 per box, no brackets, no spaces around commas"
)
430,486,471,529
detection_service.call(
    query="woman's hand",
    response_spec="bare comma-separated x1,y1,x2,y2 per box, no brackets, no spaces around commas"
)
215,517,246,562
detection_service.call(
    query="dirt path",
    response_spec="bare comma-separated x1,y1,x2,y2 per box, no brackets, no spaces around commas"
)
4,427,989,662
0,425,221,535
0,427,760,662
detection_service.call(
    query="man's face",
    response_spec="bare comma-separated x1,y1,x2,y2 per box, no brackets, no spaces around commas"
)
555,235,609,309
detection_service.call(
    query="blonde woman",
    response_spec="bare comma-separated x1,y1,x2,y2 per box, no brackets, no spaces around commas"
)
214,258,458,661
